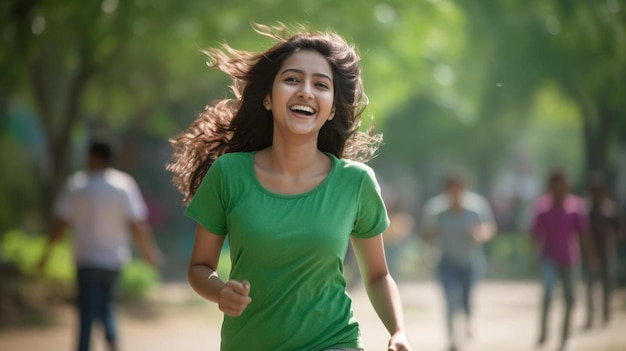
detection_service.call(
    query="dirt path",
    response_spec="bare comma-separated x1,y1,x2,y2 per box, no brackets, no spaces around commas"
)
1,281,624,351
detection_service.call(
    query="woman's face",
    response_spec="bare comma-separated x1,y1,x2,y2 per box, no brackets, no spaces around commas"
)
265,49,336,138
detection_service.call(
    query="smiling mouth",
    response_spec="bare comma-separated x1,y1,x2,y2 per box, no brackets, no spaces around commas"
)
289,104,315,116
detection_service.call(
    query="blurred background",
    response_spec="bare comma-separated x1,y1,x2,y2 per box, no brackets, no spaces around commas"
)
1,0,625,348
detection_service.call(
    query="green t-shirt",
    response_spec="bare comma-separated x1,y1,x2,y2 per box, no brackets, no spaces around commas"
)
185,152,389,351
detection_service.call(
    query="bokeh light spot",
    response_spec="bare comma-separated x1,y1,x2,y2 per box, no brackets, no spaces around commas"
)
31,16,45,35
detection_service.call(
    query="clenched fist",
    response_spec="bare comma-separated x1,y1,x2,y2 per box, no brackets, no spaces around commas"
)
219,280,251,317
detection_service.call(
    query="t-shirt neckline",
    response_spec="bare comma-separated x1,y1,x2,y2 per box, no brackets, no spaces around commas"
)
248,151,337,199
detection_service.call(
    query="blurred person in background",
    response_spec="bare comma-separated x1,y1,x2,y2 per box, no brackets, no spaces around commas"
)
584,172,623,330
530,169,598,351
38,140,162,351
420,171,496,351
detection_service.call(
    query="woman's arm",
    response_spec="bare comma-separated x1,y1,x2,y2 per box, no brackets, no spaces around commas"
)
351,235,412,351
188,224,251,316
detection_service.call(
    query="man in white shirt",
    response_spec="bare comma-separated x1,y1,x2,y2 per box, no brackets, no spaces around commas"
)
39,141,162,351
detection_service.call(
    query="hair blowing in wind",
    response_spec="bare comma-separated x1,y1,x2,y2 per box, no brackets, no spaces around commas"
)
167,23,382,204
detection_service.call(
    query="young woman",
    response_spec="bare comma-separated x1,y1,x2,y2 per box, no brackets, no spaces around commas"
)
168,23,411,351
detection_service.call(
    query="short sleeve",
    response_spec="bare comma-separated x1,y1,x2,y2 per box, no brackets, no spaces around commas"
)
420,198,439,234
123,177,148,221
185,159,228,235
351,168,390,238
474,195,495,223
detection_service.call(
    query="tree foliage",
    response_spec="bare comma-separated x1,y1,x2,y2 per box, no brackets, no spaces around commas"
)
1,0,624,234
379,0,625,202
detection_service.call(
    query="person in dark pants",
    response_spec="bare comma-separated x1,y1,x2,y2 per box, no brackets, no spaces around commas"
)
584,175,622,329
39,140,162,351
421,172,496,351
76,267,120,348
531,170,598,351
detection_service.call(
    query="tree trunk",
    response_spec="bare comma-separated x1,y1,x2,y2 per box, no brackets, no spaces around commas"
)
30,58,92,227
582,104,611,181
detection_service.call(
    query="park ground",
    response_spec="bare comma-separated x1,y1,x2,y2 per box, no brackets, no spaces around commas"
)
0,280,625,351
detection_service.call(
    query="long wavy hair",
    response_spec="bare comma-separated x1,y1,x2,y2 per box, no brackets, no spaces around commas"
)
168,23,382,204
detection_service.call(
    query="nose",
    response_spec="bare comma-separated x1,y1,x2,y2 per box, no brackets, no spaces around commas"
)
297,83,314,99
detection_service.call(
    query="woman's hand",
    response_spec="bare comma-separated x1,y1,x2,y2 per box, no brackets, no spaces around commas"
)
218,280,251,317
388,330,411,351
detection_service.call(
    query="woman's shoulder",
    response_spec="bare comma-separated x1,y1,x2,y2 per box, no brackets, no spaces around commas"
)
333,155,376,176
203,152,254,181
215,152,254,168
330,156,381,192
218,151,253,162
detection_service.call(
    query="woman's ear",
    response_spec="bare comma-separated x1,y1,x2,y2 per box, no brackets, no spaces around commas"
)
263,96,271,110
329,107,336,120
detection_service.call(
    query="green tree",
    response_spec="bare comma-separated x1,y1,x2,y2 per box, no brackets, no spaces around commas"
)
454,0,626,181
379,0,626,202
2,0,463,230
548,1,626,176
2,0,219,225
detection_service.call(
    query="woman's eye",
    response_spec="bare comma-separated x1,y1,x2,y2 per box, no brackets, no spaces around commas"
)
316,82,330,89
285,77,299,82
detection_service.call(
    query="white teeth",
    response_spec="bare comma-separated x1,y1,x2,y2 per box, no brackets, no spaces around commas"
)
290,105,314,114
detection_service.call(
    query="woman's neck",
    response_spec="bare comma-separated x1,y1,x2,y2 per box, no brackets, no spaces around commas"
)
266,138,323,176
254,139,331,195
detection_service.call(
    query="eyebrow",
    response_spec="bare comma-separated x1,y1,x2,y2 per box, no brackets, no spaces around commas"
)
280,68,332,82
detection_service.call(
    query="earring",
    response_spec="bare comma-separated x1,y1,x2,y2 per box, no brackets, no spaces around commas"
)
264,100,271,110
